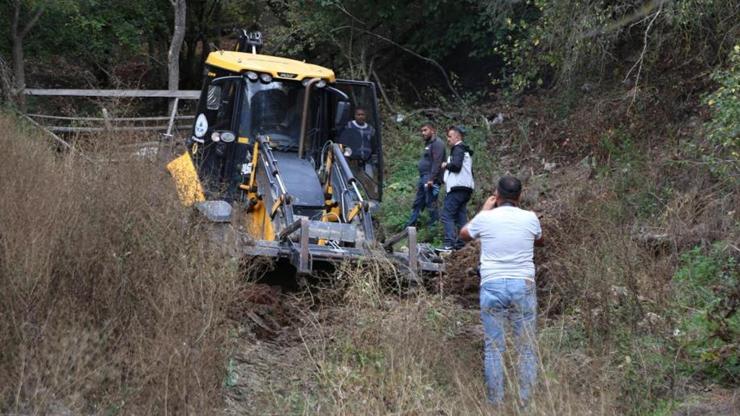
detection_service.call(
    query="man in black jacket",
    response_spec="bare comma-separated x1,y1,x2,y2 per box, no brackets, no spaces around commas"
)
440,126,474,250
404,123,446,228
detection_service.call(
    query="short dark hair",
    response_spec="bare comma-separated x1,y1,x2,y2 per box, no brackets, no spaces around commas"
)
421,122,434,129
497,176,522,200
447,125,465,137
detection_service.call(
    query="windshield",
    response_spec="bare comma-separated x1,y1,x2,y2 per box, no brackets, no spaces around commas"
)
239,79,308,150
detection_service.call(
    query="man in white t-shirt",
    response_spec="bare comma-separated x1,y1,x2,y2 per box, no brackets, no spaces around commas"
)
460,176,544,407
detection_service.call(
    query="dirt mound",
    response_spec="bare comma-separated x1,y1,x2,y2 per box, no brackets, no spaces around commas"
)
228,283,296,339
429,241,480,305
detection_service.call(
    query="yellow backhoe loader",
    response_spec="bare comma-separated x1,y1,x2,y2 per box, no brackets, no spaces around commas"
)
167,31,442,276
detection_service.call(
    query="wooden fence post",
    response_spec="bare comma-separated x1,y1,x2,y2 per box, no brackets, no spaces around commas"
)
101,108,112,132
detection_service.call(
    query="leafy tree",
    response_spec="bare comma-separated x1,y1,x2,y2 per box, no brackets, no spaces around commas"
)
0,0,172,89
261,0,522,101
703,45,740,182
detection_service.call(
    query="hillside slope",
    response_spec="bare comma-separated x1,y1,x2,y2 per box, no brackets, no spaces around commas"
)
221,59,738,415
0,44,738,416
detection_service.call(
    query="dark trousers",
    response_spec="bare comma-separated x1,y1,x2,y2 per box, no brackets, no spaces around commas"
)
441,188,472,248
405,178,439,227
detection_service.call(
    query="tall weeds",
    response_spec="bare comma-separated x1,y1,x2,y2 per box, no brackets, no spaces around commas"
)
264,257,621,415
0,115,238,414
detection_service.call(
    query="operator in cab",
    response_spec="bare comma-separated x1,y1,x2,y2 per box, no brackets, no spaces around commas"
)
344,107,375,148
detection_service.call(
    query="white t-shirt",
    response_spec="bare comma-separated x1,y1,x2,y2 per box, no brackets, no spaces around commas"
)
466,206,542,284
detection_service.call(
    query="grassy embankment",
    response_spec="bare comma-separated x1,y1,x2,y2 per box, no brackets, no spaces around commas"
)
1,46,738,415
231,55,738,414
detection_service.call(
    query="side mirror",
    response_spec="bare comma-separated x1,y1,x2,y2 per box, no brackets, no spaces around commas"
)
334,101,352,130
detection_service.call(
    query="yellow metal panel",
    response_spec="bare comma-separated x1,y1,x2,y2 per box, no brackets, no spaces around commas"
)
238,136,249,144
347,204,362,222
270,195,284,218
166,152,205,206
247,141,259,189
205,51,336,82
244,201,275,241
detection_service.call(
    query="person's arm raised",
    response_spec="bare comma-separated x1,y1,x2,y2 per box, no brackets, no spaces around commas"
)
533,213,544,247
534,234,545,247
460,196,497,241
460,224,473,242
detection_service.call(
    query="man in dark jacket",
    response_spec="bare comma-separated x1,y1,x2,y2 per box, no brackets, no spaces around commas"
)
440,126,474,250
404,123,446,227
342,107,375,161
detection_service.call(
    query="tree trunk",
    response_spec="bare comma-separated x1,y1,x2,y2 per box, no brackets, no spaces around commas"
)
9,0,45,109
0,53,13,104
11,36,24,93
168,0,187,92
10,1,24,107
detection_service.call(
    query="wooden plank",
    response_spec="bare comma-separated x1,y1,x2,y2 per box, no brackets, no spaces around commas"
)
23,89,201,99
407,226,418,277
278,219,303,241
27,114,105,121
15,111,94,163
26,114,194,121
18,112,72,149
164,97,180,139
101,108,113,131
383,228,409,252
49,125,191,133
298,219,311,274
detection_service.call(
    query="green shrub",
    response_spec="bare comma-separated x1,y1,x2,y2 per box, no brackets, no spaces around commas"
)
376,109,498,244
703,45,740,182
495,0,739,95
672,243,739,383
615,334,676,415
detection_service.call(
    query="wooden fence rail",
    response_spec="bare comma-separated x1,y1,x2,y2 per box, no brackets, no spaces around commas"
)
26,114,195,122
21,89,200,134
23,89,200,99
47,125,192,133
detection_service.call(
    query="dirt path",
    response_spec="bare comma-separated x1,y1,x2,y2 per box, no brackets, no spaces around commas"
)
671,388,740,416
224,330,315,415
222,283,324,415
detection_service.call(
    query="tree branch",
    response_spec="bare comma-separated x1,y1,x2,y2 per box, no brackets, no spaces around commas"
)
624,3,663,107
371,70,397,113
331,25,465,106
582,0,668,39
11,0,20,38
332,2,366,26
19,4,46,39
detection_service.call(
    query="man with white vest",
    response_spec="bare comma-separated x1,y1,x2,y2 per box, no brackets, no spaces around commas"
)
440,126,474,250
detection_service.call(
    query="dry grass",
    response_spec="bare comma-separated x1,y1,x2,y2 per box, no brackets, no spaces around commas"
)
249,261,621,416
2,83,735,415
0,114,238,414
230,130,737,415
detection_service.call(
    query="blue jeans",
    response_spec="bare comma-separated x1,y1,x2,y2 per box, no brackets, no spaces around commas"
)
441,188,471,249
405,178,439,227
480,278,538,405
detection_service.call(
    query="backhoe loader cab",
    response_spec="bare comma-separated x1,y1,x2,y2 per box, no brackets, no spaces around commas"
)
189,54,383,205
167,32,395,274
